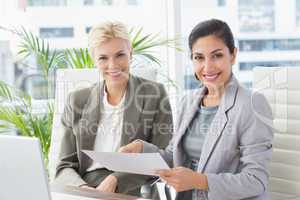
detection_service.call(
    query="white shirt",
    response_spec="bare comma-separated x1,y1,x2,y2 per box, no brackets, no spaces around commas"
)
87,88,126,171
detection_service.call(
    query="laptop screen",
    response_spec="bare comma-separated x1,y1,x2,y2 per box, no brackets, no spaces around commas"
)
0,135,51,200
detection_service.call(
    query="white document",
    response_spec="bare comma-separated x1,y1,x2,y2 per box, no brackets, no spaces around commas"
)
82,151,170,176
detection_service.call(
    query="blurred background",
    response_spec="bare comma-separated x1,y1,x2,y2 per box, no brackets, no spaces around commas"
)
1,0,300,97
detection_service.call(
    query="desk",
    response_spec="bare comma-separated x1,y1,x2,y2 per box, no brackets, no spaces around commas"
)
51,185,149,200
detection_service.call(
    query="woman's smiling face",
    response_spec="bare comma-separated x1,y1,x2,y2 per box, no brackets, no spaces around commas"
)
94,37,132,86
192,35,237,89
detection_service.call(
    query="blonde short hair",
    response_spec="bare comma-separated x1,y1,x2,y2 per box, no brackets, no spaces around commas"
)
88,21,131,57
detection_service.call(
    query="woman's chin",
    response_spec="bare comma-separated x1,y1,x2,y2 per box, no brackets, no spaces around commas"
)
202,80,227,91
105,76,128,85
202,79,219,87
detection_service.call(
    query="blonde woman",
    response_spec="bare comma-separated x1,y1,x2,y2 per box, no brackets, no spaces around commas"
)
54,21,173,196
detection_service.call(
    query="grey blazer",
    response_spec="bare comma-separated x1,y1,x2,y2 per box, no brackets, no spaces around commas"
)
55,75,173,192
143,75,274,200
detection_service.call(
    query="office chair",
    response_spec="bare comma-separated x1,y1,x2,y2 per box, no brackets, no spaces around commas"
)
253,67,300,200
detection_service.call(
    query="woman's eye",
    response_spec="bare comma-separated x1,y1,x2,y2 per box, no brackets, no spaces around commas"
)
98,57,106,61
194,55,203,60
213,53,223,59
117,53,125,57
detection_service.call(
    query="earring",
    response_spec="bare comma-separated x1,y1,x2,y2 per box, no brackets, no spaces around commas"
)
194,73,199,80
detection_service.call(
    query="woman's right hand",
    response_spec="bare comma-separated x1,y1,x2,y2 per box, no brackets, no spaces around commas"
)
80,185,96,191
118,139,143,153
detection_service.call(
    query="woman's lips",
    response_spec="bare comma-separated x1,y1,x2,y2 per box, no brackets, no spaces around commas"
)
106,70,122,78
203,73,221,82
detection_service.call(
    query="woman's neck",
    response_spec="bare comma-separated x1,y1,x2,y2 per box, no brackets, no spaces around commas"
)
202,86,225,107
202,74,232,107
105,81,128,106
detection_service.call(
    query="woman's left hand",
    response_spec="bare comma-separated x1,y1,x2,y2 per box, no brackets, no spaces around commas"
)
96,175,118,193
156,167,208,192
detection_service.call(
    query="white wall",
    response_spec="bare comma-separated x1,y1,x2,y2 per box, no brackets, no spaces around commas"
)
274,0,296,34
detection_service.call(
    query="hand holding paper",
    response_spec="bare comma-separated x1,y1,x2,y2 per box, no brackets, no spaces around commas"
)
82,150,170,176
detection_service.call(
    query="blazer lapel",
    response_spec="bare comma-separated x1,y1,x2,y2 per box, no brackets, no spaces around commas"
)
79,82,103,151
121,75,144,146
197,109,228,172
173,89,205,166
198,75,239,172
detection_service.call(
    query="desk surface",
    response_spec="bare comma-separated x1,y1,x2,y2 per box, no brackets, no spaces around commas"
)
51,185,148,200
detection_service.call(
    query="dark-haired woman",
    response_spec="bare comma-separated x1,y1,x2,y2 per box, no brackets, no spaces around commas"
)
119,19,273,200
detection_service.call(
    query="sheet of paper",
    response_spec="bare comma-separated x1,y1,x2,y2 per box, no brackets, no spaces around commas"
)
82,151,170,176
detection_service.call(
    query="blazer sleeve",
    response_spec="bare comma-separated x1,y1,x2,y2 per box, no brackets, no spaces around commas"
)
205,93,274,199
112,83,174,192
54,92,87,187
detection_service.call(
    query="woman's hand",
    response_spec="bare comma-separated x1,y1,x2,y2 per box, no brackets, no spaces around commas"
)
96,175,118,193
156,167,208,192
80,185,96,190
118,139,143,153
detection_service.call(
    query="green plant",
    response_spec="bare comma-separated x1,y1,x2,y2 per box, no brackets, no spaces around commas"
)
0,80,53,166
64,48,94,68
0,27,61,165
17,27,65,78
130,27,181,67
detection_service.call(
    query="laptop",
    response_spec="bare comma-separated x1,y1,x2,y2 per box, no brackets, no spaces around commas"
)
0,135,53,200
0,135,145,200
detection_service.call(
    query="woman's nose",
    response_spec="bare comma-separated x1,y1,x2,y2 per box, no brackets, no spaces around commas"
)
203,58,213,70
108,58,116,69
